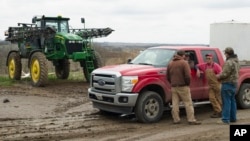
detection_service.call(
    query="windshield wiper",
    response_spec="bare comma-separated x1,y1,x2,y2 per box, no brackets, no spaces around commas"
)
138,63,153,66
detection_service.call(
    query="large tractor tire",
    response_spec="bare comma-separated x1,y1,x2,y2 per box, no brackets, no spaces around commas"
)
83,64,90,82
83,52,103,82
7,52,22,80
93,52,103,69
55,59,70,79
29,52,48,87
135,91,164,123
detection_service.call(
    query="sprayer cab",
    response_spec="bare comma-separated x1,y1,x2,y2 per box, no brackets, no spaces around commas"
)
31,15,70,33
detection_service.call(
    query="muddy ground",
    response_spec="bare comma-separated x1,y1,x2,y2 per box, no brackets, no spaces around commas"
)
1,80,250,141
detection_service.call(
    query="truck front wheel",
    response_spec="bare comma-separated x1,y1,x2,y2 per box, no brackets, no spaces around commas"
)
236,83,250,109
29,52,48,87
135,91,164,123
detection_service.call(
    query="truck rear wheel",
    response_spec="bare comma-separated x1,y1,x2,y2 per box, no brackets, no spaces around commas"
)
29,52,48,87
55,59,70,79
135,91,164,123
7,52,22,80
236,83,250,109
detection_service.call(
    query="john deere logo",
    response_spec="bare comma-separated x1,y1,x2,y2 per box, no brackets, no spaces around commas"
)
97,79,106,86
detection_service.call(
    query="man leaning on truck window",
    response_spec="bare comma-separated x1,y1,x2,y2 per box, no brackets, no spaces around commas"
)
216,47,240,124
196,54,222,118
167,50,201,125
184,52,196,77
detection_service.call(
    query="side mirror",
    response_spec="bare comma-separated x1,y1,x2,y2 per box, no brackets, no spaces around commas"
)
81,18,85,23
127,59,132,64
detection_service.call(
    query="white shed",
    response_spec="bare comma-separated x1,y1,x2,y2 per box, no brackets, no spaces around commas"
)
210,20,250,61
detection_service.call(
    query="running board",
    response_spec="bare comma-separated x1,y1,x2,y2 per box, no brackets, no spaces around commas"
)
193,101,211,106
168,100,211,109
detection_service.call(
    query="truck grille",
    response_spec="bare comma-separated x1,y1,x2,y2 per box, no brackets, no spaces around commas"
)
91,72,121,94
65,41,83,54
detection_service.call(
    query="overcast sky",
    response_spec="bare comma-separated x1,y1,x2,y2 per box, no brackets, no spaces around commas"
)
1,0,250,44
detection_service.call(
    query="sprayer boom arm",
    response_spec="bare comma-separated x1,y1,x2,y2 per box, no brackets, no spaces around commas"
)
5,26,56,42
70,27,114,39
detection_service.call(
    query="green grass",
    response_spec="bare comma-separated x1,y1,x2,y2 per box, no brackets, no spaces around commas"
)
0,71,85,86
68,71,85,80
0,76,15,86
48,71,85,81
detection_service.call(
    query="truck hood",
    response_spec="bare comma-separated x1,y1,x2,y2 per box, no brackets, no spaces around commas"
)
93,64,163,76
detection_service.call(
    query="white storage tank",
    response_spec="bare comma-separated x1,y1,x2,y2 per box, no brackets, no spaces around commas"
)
210,20,250,61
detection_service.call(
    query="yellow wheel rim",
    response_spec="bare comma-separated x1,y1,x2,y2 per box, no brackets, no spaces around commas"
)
8,59,15,79
31,59,40,83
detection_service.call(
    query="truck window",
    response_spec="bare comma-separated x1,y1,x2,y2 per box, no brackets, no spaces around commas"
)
184,50,198,68
200,50,219,64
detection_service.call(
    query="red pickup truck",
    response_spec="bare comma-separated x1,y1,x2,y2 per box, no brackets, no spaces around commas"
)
88,46,250,123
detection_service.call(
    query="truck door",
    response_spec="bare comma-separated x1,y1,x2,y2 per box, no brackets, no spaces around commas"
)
184,50,208,100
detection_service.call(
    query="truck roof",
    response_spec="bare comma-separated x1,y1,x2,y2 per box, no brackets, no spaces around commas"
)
149,46,218,50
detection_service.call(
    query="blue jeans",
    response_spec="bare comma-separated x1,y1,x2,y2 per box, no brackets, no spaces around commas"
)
221,82,237,123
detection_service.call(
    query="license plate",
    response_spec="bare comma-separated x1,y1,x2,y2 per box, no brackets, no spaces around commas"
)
96,94,103,100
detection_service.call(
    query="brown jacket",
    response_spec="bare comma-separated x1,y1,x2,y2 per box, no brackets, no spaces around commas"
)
167,55,191,87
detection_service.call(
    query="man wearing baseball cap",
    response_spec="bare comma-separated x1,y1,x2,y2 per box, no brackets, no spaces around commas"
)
216,47,240,124
196,54,222,118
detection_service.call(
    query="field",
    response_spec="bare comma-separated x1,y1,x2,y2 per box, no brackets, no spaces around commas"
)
0,42,155,75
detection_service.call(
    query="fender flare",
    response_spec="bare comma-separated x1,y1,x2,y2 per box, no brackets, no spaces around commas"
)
133,77,171,102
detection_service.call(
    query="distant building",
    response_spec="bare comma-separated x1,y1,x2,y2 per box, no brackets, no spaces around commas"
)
210,20,250,61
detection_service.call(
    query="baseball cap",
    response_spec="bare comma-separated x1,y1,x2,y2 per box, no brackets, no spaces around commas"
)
224,47,234,55
205,54,213,57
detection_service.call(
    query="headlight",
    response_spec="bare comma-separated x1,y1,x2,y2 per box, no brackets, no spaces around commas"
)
121,76,138,92
69,40,76,43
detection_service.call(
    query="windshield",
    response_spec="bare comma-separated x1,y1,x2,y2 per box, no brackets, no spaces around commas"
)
45,20,69,33
130,48,176,67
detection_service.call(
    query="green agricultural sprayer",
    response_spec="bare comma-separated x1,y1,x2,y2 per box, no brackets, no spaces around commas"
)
4,15,113,86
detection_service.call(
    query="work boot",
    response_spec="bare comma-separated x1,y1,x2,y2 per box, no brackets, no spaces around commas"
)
216,120,230,125
210,112,221,118
173,121,181,124
188,121,201,125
